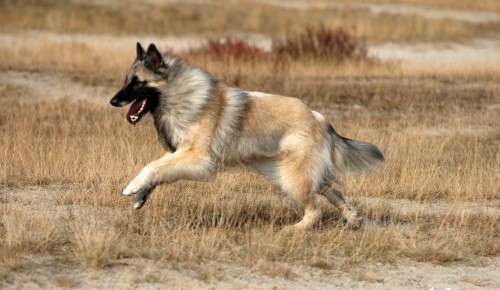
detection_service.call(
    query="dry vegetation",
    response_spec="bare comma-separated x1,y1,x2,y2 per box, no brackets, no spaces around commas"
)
1,0,499,43
0,0,499,288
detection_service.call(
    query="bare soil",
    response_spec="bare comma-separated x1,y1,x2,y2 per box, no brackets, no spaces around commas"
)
2,253,499,289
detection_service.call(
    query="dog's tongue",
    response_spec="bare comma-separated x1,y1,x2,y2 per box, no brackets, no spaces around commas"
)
127,99,148,125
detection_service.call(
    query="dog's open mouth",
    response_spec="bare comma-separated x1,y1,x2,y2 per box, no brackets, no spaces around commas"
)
127,98,149,125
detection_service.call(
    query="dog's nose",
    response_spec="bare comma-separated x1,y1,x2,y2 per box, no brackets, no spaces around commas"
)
110,98,120,107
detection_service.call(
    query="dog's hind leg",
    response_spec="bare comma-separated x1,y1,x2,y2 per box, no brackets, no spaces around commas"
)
279,154,323,232
319,186,362,228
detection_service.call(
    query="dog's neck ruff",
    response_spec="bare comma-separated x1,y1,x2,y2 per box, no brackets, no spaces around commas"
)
151,60,215,151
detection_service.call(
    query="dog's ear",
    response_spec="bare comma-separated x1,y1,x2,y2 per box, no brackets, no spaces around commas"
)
145,43,165,69
136,42,146,60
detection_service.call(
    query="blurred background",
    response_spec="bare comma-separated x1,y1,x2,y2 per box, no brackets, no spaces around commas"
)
1,0,499,79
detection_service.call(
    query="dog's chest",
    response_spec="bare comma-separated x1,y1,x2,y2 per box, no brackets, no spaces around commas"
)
152,114,187,152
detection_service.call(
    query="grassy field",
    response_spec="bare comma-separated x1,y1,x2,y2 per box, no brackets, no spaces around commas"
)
1,0,499,43
1,0,499,288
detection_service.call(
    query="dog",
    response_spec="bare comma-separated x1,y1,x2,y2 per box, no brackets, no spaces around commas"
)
110,42,384,230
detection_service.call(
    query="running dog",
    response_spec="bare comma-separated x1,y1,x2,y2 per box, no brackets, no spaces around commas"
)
110,42,384,230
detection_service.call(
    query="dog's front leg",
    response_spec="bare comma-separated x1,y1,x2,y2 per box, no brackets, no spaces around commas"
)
123,149,215,209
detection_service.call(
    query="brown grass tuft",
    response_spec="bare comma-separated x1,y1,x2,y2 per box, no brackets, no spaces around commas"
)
70,211,128,268
273,24,367,60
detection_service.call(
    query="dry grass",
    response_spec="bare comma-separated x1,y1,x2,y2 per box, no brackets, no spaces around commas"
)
0,0,499,286
1,1,499,44
1,53,498,272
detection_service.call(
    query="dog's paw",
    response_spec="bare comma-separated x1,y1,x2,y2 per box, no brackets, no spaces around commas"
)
133,188,150,210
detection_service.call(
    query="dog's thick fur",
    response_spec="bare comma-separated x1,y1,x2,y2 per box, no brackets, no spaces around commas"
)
110,43,384,230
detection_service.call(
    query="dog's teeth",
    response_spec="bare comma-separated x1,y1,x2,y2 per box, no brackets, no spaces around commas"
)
137,100,146,114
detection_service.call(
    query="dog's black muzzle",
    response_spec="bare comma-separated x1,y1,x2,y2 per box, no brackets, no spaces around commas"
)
110,87,135,107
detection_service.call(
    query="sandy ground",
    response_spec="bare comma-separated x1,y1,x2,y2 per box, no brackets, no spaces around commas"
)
2,254,499,290
264,1,500,23
370,38,500,72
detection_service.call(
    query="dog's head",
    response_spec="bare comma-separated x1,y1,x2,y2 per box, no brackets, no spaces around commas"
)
110,42,167,125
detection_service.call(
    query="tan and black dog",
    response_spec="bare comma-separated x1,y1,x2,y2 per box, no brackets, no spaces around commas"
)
110,42,384,231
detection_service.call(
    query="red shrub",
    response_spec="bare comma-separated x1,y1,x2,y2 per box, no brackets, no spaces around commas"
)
189,24,368,61
198,38,267,60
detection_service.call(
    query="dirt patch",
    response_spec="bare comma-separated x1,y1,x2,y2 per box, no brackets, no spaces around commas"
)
2,254,499,289
370,38,500,71
264,1,500,23
361,196,500,219
0,31,206,53
0,70,112,104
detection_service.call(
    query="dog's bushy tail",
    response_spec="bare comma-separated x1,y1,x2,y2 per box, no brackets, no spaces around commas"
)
327,124,384,174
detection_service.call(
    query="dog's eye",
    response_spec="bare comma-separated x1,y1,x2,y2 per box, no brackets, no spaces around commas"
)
132,76,147,85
